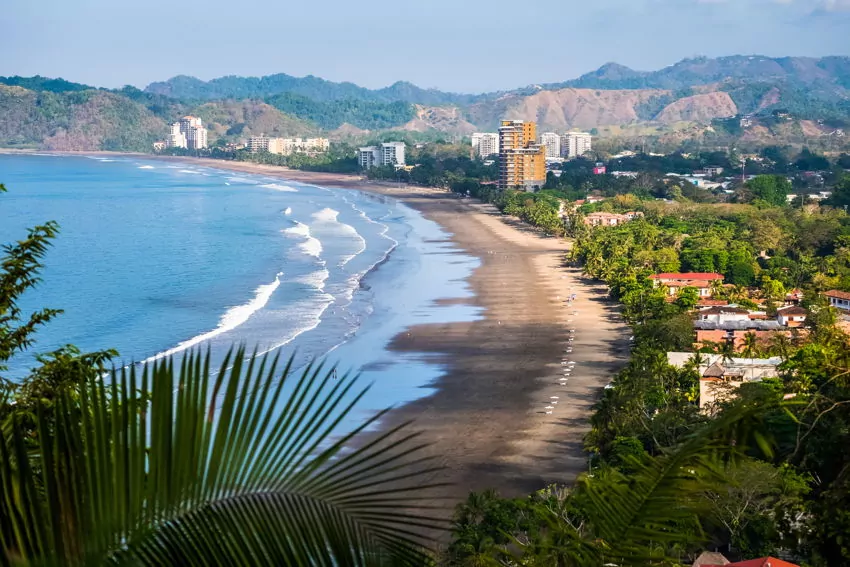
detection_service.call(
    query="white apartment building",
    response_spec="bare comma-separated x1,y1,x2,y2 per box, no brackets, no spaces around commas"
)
167,122,187,149
248,136,329,156
359,142,406,169
560,132,592,158
169,116,208,150
471,133,499,157
539,132,561,159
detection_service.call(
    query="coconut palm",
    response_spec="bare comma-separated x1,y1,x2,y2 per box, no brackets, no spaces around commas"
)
0,348,444,566
741,331,761,359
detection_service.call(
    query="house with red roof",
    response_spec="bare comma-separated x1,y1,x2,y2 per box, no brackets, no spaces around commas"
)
650,272,724,298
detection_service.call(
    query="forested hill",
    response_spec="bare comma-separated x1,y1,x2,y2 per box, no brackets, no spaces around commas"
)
2,55,850,151
144,74,479,105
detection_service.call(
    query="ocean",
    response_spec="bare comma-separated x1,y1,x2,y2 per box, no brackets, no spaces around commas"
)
0,154,481,422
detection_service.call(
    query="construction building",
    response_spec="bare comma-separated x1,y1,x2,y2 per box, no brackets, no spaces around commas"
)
498,120,546,191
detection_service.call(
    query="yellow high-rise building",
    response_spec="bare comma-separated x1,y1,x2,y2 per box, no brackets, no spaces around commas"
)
498,120,546,191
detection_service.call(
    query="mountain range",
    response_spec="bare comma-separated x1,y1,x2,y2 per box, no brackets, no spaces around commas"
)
1,55,849,152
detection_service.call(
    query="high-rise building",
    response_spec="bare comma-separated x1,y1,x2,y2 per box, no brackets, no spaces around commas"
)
381,142,406,166
169,116,208,150
471,133,499,157
498,120,546,191
539,132,561,159
560,132,592,158
167,122,187,149
359,142,406,169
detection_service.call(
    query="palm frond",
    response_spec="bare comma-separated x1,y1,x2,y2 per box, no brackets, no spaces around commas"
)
0,347,445,566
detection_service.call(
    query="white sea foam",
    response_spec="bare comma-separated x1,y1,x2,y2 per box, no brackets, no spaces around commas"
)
293,269,330,291
226,176,259,185
284,207,292,215
138,165,155,169
283,221,323,258
312,208,367,266
142,272,283,363
255,292,335,358
179,169,200,174
262,183,298,193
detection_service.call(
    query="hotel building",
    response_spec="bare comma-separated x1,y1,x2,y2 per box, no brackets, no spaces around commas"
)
498,120,546,191
560,132,592,158
471,133,499,157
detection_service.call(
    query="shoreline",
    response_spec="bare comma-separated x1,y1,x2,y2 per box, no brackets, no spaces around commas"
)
158,156,631,505
5,151,630,513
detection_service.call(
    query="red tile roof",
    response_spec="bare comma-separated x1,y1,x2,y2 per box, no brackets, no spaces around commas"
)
698,299,729,306
705,558,799,567
825,289,850,300
777,306,807,316
651,273,724,281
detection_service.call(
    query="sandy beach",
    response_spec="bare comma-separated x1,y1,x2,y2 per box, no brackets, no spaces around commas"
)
7,151,630,513
180,158,631,501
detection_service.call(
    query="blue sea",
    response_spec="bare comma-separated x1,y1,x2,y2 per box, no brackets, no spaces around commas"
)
0,154,481,422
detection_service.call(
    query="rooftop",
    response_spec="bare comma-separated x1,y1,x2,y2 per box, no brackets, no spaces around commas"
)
651,272,724,281
825,289,850,300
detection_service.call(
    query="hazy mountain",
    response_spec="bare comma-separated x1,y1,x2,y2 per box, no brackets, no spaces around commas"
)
145,74,479,105
2,55,849,151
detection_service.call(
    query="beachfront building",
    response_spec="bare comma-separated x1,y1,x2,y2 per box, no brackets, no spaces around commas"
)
358,142,406,169
471,133,499,157
248,136,330,156
560,132,592,158
167,122,187,149
498,120,546,191
650,272,724,298
539,132,561,159
167,116,207,150
693,305,808,352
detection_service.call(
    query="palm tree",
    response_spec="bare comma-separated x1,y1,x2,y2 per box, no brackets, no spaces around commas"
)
0,348,444,566
741,331,761,360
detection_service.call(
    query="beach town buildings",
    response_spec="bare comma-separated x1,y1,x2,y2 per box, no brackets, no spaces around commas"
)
693,305,808,351
583,211,643,227
358,142,406,169
167,122,187,149
498,120,546,191
560,132,593,158
539,132,561,159
667,352,783,411
471,133,499,157
247,136,329,156
650,272,724,298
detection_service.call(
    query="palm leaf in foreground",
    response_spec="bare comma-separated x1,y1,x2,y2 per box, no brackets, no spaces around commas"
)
0,347,447,566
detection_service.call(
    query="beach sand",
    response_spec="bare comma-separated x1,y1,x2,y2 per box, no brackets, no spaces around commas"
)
180,159,631,502
8,152,630,521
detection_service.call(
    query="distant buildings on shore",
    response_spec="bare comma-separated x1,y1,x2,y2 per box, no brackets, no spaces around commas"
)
247,136,329,156
166,116,208,150
498,120,546,190
472,128,592,163
358,142,406,169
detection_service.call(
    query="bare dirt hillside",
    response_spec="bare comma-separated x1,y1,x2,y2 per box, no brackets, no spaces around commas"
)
402,105,477,134
655,92,738,123
465,88,666,131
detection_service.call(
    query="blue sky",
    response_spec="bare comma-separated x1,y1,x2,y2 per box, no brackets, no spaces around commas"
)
3,0,849,92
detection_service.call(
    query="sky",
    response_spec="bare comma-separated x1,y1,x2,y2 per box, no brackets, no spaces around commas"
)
3,0,850,93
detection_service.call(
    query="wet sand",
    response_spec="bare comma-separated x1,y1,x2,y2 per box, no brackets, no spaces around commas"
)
180,159,631,501
9,152,630,515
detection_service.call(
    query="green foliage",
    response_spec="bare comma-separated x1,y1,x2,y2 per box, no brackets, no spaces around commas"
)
743,175,792,207
0,75,94,93
266,92,416,130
